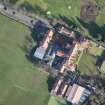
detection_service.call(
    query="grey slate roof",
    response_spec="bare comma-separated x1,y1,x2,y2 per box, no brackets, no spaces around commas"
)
34,47,46,60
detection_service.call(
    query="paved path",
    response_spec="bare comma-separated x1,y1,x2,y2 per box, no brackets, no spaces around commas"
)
0,4,52,28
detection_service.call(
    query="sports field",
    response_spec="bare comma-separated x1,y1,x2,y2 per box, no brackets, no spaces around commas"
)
0,14,49,105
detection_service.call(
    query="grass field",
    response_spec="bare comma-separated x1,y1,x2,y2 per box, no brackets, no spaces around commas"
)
14,0,105,42
0,14,49,105
48,96,67,105
17,0,81,18
78,42,103,75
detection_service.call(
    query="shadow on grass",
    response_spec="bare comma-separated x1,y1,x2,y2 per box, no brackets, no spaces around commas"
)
18,35,35,53
59,15,84,32
96,50,105,68
19,20,49,63
31,21,49,42
56,100,69,105
79,74,105,88
59,16,105,43
47,75,56,92
59,15,79,30
101,50,105,57
18,34,38,62
9,0,19,4
20,1,46,15
77,17,105,42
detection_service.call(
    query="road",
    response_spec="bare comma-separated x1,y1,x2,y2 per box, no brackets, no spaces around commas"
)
0,4,52,28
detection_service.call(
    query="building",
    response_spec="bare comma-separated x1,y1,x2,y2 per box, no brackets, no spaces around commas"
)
33,24,91,72
51,71,79,96
33,29,54,60
66,84,91,105
33,23,92,105
51,79,91,105
51,77,68,97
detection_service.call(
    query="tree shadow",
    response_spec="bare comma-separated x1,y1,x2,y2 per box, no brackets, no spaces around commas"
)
59,15,105,43
9,0,19,4
77,17,105,42
18,21,49,62
20,1,34,12
80,74,105,89
56,100,70,105
96,50,105,67
18,35,35,53
59,15,80,31
66,101,72,105
31,20,49,42
47,75,56,92
22,21,49,63
20,1,46,15
59,15,84,33
18,34,38,62
101,50,105,57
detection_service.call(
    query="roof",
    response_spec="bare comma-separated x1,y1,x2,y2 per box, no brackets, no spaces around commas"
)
58,26,75,38
42,30,54,49
0,4,4,9
34,47,46,59
56,51,65,57
67,84,85,104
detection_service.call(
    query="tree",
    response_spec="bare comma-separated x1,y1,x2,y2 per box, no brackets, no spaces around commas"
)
94,0,105,13
9,0,18,4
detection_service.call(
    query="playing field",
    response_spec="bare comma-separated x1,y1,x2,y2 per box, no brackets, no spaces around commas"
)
0,15,49,105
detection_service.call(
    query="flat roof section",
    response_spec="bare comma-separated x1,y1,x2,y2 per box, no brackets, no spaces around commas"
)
34,46,46,60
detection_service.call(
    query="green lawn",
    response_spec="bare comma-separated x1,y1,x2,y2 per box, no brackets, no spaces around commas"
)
17,0,81,18
0,15,49,105
15,0,105,42
48,96,67,105
78,42,103,75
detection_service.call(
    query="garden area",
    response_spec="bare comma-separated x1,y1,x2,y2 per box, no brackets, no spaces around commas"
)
78,42,103,76
0,14,49,105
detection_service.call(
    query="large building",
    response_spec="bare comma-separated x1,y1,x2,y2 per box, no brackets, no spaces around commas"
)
51,71,78,97
51,77,91,105
33,29,54,60
33,24,91,73
33,23,92,105
66,84,91,105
